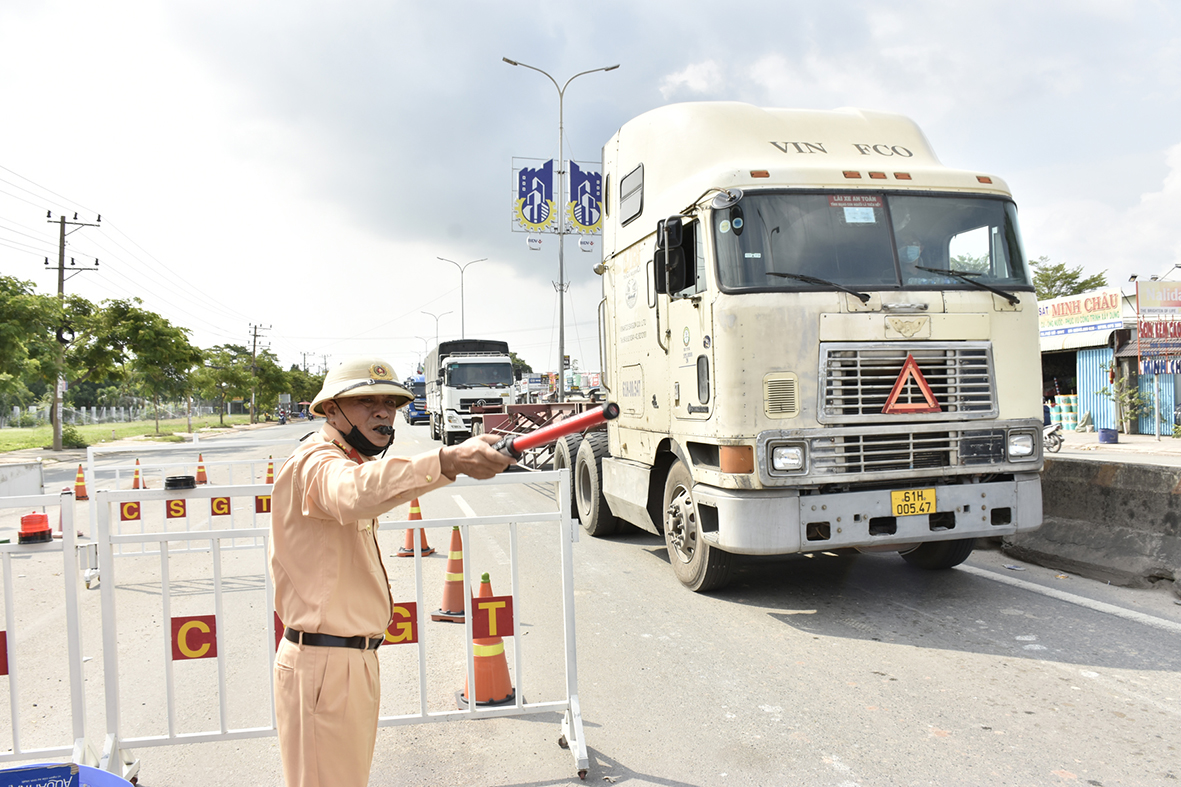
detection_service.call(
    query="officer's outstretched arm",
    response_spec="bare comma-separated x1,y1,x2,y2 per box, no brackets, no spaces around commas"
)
440,434,516,480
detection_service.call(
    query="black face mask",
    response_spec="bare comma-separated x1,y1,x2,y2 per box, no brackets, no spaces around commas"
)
338,410,393,457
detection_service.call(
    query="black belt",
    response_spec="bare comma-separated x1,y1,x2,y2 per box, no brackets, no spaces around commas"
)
285,628,383,650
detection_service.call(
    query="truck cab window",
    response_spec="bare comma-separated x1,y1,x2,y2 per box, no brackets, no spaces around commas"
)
672,220,704,298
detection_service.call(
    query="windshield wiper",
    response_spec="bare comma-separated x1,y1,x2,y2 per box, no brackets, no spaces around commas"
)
767,271,870,303
914,266,1019,305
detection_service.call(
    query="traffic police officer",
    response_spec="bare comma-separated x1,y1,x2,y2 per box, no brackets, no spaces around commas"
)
270,357,513,786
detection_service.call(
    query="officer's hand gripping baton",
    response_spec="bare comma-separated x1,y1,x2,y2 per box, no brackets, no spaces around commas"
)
492,402,620,459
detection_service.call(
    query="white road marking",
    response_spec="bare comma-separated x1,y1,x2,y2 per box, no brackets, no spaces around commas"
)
452,494,510,566
960,565,1181,635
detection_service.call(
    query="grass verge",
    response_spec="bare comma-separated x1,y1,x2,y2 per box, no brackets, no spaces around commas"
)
0,415,258,453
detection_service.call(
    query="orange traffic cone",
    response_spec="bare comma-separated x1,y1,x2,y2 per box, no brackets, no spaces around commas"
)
458,573,515,708
73,464,89,501
431,527,465,622
196,454,208,485
396,498,434,557
265,456,274,485
132,459,146,490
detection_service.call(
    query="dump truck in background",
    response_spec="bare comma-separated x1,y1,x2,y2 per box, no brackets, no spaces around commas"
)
424,339,515,445
578,102,1045,591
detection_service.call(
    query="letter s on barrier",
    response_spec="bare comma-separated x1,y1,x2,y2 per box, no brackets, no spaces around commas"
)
178,620,211,659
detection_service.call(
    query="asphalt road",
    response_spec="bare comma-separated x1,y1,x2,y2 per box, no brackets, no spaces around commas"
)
3,420,1180,786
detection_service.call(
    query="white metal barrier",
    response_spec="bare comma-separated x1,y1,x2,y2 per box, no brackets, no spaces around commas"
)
0,491,95,766
94,469,588,779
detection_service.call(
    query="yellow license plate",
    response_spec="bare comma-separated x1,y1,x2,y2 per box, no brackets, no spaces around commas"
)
891,488,936,517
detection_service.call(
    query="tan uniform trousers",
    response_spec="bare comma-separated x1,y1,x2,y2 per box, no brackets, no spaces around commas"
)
274,637,381,787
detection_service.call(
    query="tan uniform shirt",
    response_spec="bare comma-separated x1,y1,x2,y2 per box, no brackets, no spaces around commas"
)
270,423,452,638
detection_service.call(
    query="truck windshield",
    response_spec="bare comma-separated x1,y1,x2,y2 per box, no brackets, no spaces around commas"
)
713,192,1033,294
445,363,514,388
410,382,425,397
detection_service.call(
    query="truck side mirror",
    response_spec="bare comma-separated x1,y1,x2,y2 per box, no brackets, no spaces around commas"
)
655,247,686,294
654,215,685,294
656,215,683,249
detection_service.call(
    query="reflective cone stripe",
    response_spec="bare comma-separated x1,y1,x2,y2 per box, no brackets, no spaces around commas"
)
431,527,465,622
473,642,504,658
73,464,89,501
460,572,515,708
196,454,208,485
132,459,145,490
397,498,435,557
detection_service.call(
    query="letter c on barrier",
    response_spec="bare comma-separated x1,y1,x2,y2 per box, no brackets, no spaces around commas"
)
178,620,210,658
171,614,217,660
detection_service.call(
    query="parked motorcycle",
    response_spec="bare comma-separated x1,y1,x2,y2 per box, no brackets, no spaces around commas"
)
1043,422,1063,453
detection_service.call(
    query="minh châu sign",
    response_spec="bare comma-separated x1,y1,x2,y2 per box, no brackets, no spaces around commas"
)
1037,287,1123,337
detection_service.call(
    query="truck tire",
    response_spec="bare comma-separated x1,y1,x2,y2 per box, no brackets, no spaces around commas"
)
574,432,618,536
663,460,733,592
900,538,976,570
552,434,583,520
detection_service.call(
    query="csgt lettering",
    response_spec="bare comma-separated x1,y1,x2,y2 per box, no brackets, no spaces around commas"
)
852,144,914,157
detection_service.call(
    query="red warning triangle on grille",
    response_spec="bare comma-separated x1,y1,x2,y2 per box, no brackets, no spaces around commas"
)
882,354,942,414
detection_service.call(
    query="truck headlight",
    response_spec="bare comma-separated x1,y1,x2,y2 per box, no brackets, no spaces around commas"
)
1007,432,1035,459
771,444,805,472
446,412,465,428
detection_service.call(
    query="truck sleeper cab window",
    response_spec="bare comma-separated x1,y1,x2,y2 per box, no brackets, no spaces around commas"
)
619,164,644,226
712,192,1033,294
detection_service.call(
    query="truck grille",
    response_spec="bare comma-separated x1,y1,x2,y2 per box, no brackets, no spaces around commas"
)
819,342,996,424
809,428,1007,475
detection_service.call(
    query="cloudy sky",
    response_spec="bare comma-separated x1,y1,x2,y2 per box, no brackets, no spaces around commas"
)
2,0,1179,377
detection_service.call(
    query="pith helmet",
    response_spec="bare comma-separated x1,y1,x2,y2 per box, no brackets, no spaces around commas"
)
310,357,413,416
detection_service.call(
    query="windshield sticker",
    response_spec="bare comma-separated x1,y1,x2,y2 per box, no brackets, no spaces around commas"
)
732,217,744,230
744,252,762,259
829,195,882,208
719,219,731,234
843,207,876,224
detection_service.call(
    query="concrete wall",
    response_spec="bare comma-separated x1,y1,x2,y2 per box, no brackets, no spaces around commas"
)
1005,457,1181,589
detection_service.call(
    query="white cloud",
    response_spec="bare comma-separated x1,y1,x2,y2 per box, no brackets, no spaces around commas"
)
1021,141,1181,283
659,60,723,100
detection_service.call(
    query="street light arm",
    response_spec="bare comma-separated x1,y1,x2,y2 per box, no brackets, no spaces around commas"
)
502,57,561,93
561,64,621,93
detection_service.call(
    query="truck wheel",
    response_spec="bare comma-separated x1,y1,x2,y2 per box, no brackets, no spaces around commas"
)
575,433,618,536
552,434,583,520
663,460,733,591
900,538,976,570
429,414,439,440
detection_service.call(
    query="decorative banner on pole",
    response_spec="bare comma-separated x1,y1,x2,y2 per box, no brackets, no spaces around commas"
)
566,161,603,235
512,158,557,233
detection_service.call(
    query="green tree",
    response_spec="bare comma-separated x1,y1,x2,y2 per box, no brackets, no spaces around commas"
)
251,349,288,418
0,275,57,414
286,365,325,409
1031,256,1108,300
508,351,533,380
128,312,203,434
192,345,253,426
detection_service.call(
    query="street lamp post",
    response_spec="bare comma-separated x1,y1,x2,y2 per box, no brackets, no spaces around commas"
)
437,257,486,339
422,310,452,349
503,56,619,402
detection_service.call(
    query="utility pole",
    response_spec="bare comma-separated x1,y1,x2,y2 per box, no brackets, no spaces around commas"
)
301,352,311,373
44,211,101,451
249,324,271,423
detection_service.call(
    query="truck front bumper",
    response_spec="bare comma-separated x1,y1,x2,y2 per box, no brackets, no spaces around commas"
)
692,473,1042,555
